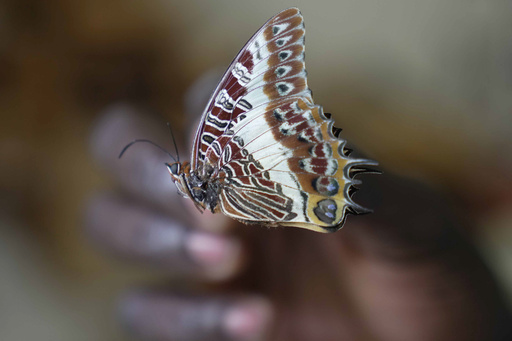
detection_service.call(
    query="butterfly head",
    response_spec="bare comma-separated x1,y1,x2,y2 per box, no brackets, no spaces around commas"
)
166,161,191,198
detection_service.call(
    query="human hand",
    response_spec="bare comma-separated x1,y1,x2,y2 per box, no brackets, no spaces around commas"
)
85,86,511,341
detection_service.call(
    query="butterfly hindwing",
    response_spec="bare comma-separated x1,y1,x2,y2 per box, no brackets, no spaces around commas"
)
213,97,375,232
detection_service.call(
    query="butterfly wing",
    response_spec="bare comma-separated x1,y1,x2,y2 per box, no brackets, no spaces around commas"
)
192,8,377,232
191,7,311,170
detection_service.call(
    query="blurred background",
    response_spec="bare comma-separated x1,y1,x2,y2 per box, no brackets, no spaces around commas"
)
0,0,511,339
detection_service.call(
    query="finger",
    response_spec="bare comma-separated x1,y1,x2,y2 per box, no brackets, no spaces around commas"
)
120,292,273,341
90,104,186,218
84,192,244,281
338,172,511,340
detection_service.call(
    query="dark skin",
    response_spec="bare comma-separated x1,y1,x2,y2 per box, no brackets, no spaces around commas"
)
86,102,511,341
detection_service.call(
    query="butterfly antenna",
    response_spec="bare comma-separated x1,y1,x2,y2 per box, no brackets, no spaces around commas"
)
119,139,178,163
167,122,180,162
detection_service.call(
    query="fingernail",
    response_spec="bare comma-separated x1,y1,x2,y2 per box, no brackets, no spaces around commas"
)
186,232,243,279
223,299,273,341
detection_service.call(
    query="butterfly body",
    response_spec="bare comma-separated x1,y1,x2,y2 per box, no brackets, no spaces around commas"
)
167,8,377,233
168,161,219,213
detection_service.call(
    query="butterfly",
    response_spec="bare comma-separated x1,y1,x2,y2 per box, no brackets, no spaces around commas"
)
165,7,377,233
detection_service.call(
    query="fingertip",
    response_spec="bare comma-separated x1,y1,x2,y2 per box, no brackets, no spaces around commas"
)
185,232,245,281
223,298,274,341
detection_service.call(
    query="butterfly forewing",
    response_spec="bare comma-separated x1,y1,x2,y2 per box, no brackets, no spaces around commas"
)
191,8,310,169
189,8,376,232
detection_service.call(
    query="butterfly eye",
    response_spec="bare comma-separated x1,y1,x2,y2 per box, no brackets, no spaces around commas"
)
167,162,181,176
